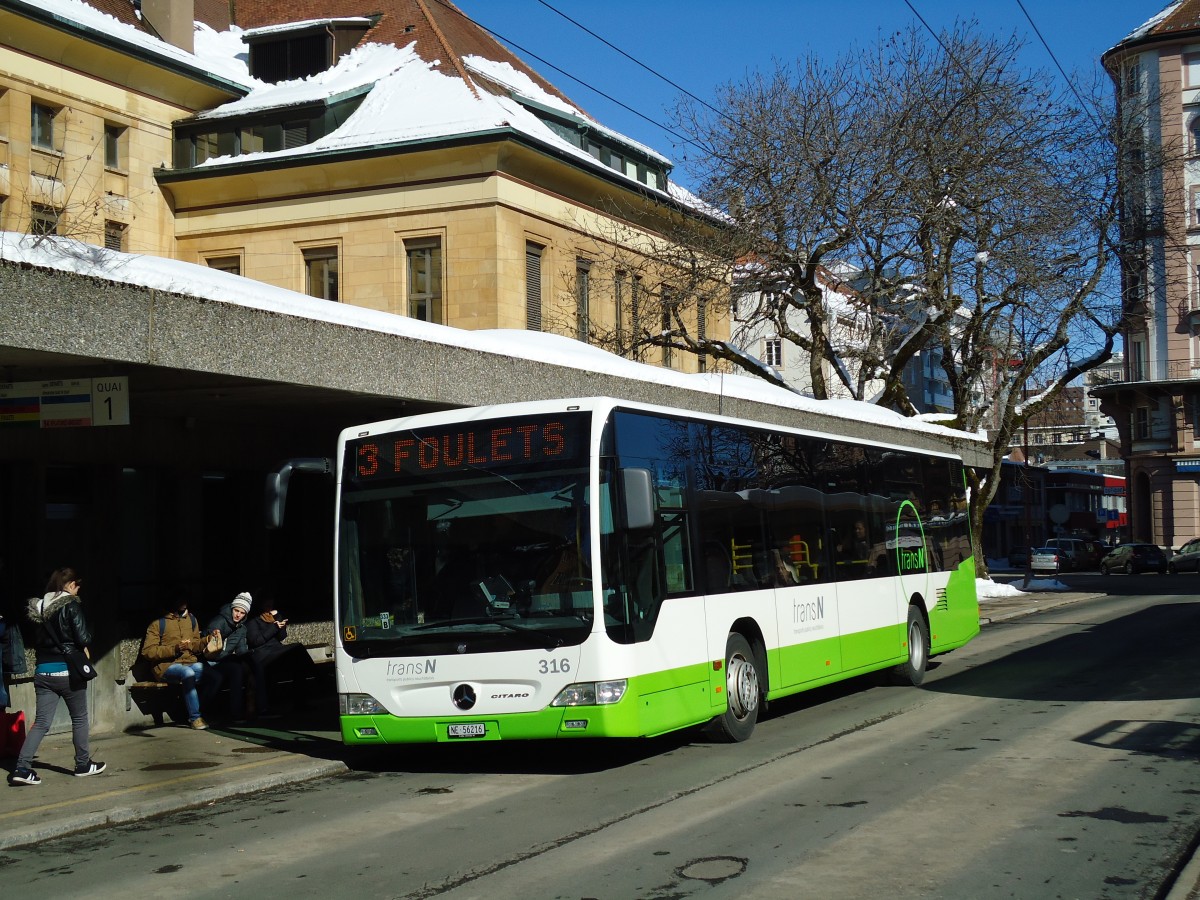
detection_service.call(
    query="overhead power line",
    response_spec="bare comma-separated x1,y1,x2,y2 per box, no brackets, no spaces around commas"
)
428,0,704,154
1013,0,1107,135
531,0,726,121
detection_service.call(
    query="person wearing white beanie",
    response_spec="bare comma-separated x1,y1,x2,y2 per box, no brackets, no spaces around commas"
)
203,591,265,722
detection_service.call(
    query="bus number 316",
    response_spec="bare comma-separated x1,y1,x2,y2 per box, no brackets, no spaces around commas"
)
539,659,571,674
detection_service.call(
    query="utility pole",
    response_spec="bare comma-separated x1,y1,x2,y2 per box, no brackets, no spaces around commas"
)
1022,410,1033,587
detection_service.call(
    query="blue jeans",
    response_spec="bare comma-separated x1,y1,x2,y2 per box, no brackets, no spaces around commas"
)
162,662,205,721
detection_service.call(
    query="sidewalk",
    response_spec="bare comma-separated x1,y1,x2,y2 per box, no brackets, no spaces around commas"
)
0,587,1113,853
0,707,348,850
977,588,1106,624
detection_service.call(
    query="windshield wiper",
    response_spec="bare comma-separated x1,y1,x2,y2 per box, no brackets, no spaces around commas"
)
412,615,565,649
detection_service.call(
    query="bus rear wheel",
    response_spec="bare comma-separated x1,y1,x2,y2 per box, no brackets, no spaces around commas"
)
711,633,762,742
892,605,929,686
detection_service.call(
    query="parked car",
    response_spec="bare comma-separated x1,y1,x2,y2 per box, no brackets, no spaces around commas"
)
1099,542,1169,575
1030,547,1061,576
1044,537,1103,571
1169,538,1200,574
1008,547,1030,569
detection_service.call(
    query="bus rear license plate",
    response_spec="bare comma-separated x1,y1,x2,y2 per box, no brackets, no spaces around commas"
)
448,723,486,738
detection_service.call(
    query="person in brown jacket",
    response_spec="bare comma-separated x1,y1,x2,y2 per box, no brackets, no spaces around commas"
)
140,597,210,730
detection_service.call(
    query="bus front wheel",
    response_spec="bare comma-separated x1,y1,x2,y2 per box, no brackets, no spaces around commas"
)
711,633,762,742
892,605,929,686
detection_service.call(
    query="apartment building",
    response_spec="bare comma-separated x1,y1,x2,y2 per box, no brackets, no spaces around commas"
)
1099,2,1200,547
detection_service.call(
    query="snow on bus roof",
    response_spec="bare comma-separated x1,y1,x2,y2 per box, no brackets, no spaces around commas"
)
0,233,983,447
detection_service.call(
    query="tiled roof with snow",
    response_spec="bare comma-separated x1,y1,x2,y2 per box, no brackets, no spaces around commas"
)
9,0,254,89
20,0,698,207
1114,1,1200,47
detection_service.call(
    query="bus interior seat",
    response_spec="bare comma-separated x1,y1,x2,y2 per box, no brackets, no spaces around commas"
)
704,541,732,592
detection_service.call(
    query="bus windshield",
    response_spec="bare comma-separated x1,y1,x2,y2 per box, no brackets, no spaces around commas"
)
338,416,594,656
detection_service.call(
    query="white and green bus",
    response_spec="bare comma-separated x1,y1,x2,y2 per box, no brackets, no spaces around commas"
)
333,397,978,744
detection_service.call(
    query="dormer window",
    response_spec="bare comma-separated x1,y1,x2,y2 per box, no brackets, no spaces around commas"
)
171,91,366,168
479,83,672,191
243,18,376,83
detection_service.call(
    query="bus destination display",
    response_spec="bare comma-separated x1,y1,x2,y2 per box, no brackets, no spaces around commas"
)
349,413,586,481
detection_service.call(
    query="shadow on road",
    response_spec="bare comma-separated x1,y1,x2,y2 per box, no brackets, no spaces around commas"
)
927,600,1200,704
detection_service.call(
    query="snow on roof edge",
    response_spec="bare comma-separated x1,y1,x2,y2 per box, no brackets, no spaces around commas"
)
10,0,254,92
0,232,985,450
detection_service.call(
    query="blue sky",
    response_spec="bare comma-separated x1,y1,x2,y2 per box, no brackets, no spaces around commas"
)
456,0,1166,188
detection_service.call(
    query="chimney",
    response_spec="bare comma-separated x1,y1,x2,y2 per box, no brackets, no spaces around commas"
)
140,0,195,54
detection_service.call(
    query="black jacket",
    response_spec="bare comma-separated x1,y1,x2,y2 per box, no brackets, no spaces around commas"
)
247,614,287,649
205,604,250,659
26,591,91,664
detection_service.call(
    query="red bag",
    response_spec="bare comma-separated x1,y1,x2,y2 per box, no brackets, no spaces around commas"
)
0,710,26,759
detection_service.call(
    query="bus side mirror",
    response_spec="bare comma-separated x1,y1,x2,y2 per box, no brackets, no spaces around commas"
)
621,468,656,531
265,458,331,529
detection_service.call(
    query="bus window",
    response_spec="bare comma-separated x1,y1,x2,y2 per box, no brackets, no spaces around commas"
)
697,488,769,591
766,484,828,584
604,412,700,643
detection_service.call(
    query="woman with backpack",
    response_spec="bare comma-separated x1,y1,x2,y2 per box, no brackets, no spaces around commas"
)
139,595,210,731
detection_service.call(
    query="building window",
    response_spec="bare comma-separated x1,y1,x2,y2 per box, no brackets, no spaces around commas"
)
697,297,707,373
406,238,442,322
206,255,241,275
661,288,673,368
31,103,55,151
526,242,543,331
1122,61,1141,98
283,121,308,149
193,132,220,165
1135,407,1150,439
1129,338,1147,381
615,269,627,345
630,275,642,342
1186,52,1200,89
104,221,126,251
30,204,58,235
104,124,125,169
765,337,782,368
239,126,267,155
575,258,591,342
303,246,339,301
248,31,341,83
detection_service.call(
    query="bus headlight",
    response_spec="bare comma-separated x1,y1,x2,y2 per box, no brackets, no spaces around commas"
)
340,693,386,715
551,679,627,707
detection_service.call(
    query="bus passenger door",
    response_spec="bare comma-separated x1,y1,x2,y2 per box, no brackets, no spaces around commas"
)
829,494,901,673
768,486,841,689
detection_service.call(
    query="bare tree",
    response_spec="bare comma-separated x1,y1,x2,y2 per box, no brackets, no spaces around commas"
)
574,22,1157,577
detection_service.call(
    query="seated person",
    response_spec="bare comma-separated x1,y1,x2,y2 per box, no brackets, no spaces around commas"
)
247,606,314,708
771,548,799,586
838,519,872,561
204,591,270,722
140,597,212,730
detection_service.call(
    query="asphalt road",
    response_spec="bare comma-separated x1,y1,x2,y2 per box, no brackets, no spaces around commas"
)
6,582,1200,899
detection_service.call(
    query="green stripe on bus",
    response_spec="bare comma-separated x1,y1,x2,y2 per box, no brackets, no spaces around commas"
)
341,662,718,743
